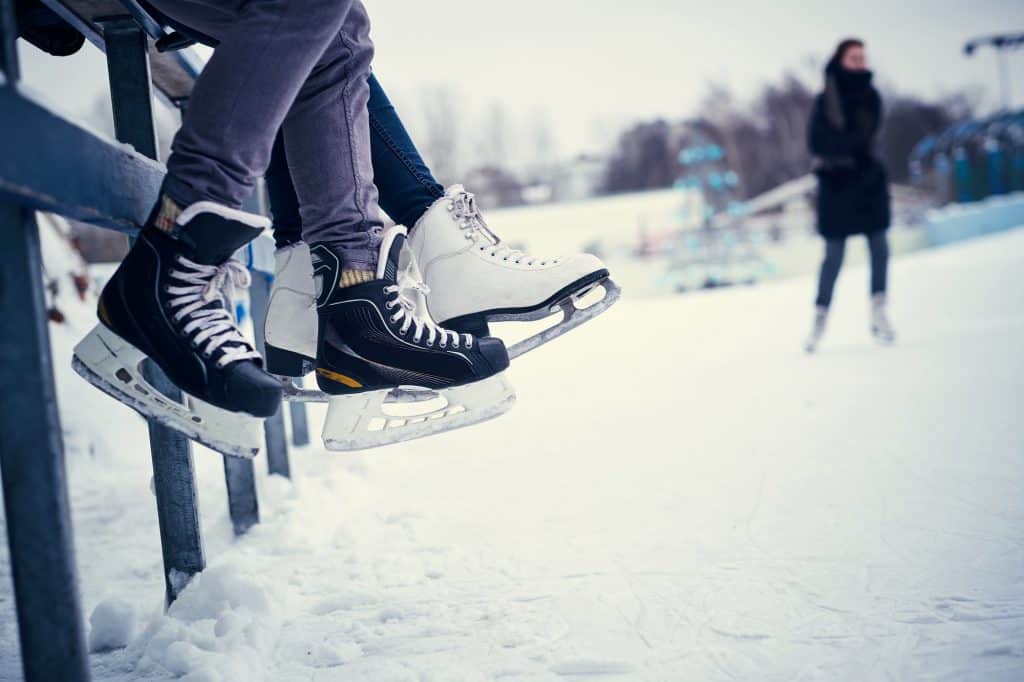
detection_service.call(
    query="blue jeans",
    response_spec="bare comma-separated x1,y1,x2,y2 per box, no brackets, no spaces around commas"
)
266,74,445,248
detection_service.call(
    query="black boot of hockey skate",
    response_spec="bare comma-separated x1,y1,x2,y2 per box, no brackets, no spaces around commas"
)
72,197,283,457
312,227,515,451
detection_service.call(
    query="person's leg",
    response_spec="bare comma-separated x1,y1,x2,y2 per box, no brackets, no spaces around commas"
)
867,230,894,342
265,73,444,240
265,133,302,248
151,0,384,273
814,237,846,308
866,230,889,297
279,0,381,272
149,0,355,213
366,75,445,228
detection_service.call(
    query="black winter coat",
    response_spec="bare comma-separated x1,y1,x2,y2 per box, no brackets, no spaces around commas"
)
808,64,890,238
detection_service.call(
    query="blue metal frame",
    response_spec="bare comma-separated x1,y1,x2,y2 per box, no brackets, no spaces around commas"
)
102,14,213,605
1,1,91,678
249,272,292,478
0,1,294,675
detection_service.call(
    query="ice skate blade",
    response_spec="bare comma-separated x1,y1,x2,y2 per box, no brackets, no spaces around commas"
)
322,372,516,451
72,325,263,458
279,377,440,405
872,328,896,345
279,376,330,403
505,277,621,359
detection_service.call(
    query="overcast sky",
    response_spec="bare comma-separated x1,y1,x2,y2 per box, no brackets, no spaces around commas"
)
19,0,1023,162
367,0,1022,156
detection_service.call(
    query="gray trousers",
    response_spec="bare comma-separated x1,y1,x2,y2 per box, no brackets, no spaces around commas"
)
150,0,382,267
815,231,889,308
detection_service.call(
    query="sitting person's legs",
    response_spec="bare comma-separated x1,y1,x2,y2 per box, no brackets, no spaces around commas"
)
75,0,374,449
264,72,616,362
150,0,381,267
266,73,443,248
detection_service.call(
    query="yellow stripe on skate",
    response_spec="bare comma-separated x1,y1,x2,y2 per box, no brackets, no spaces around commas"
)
98,298,111,326
316,368,362,388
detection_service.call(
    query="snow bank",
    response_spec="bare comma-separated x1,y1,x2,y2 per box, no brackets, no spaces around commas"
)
4,220,1024,681
88,599,136,652
128,563,282,681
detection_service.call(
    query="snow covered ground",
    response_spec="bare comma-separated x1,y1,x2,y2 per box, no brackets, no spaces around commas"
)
2,227,1024,681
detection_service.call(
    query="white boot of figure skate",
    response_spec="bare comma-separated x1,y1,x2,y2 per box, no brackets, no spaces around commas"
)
263,242,329,401
408,185,620,358
804,306,828,354
871,293,895,344
262,236,504,409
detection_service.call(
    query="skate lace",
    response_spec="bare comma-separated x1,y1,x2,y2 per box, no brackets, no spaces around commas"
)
448,188,560,267
166,256,261,368
384,275,472,350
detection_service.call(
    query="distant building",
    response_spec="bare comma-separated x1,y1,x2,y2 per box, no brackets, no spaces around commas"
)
550,155,607,202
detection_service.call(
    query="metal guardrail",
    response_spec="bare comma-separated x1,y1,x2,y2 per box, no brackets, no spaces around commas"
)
0,3,303,680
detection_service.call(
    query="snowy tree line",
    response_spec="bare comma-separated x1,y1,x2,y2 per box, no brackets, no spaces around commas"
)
602,70,975,199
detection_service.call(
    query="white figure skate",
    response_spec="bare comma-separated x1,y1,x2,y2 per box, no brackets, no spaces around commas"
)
804,306,828,354
871,293,895,344
408,185,619,359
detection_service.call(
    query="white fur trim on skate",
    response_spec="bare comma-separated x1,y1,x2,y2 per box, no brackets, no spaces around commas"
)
321,372,515,451
177,201,271,230
72,324,263,458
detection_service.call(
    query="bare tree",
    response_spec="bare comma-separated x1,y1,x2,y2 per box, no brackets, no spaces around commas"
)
419,87,461,184
525,111,557,181
476,102,513,170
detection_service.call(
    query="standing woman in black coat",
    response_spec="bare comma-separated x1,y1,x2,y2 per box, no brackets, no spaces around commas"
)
805,38,895,352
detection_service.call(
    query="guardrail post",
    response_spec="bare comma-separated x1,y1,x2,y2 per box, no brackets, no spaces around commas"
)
288,393,311,447
101,16,213,599
0,4,90,678
248,272,291,478
0,206,92,682
0,0,17,82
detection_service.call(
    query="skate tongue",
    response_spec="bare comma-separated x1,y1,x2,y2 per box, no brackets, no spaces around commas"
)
376,226,409,282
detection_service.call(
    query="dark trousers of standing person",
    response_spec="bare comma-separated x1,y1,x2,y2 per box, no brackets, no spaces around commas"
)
815,231,889,308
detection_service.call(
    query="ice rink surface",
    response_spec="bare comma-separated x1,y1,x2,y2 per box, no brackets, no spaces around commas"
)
2,228,1023,681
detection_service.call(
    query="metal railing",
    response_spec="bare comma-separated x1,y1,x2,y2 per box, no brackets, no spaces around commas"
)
0,3,305,679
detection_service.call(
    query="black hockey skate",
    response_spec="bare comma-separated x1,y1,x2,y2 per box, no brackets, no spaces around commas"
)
312,226,515,451
72,198,283,458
